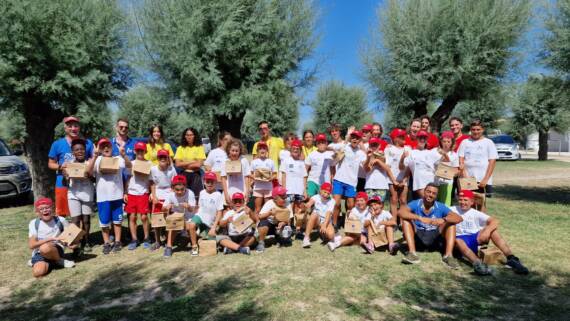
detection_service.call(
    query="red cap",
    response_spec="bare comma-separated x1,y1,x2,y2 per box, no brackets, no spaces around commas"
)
390,128,407,139
157,149,169,158
291,139,303,148
417,130,429,138
458,190,475,199
34,197,53,208
355,191,368,201
232,192,245,200
350,130,363,138
171,175,187,186
320,182,332,193
203,171,218,181
368,137,382,146
97,138,111,147
257,141,268,149
134,141,147,151
63,116,79,124
362,124,373,132
315,133,327,142
367,196,383,204
441,131,454,139
271,186,287,198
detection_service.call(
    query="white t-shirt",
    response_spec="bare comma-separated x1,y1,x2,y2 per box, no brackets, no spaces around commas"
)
384,145,412,182
348,206,370,233
434,151,459,185
67,162,94,202
365,158,390,190
333,144,367,187
196,190,224,226
279,149,291,165
458,138,498,185
128,160,152,195
163,189,196,221
305,150,334,185
223,209,252,236
28,217,69,255
204,147,227,190
451,206,490,236
404,149,442,191
260,199,291,224
251,157,275,191
94,156,126,202
310,194,335,223
222,157,251,196
357,142,369,179
280,157,307,196
150,165,177,200
370,210,393,227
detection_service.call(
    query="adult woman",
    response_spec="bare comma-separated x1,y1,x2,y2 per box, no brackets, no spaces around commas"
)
405,119,422,149
174,128,206,200
402,131,445,199
302,130,317,159
435,131,459,205
145,125,174,165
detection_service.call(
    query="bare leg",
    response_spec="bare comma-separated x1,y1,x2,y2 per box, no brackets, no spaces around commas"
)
324,224,335,241
167,230,178,247
389,185,399,218
141,214,149,240
399,185,408,204
257,226,268,243
32,261,50,278
102,227,111,244
455,238,480,263
220,239,240,251
254,197,264,215
487,230,513,257
304,214,318,237
128,214,138,241
345,197,355,214
240,235,255,247
333,194,342,226
39,243,62,261
82,215,91,245
386,226,395,244
402,220,416,253
188,222,198,248
339,235,358,247
442,224,456,257
113,223,122,243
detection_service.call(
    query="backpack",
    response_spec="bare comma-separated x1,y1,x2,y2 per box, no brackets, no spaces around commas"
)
34,217,64,235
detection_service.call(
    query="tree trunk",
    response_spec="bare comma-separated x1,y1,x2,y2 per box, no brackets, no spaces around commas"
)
538,129,548,161
431,95,461,133
216,112,245,139
22,96,62,200
412,100,428,119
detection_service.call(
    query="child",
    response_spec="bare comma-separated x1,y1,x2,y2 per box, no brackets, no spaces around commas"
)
435,131,459,206
279,132,297,166
125,142,153,250
87,138,131,255
64,138,95,256
364,137,398,202
162,175,196,258
305,133,335,198
384,128,411,219
362,196,399,255
327,192,369,252
149,149,178,251
217,192,256,255
280,139,308,236
402,131,445,199
204,131,231,192
188,171,224,256
256,186,292,252
221,138,251,206
28,198,76,278
302,182,336,248
250,141,276,215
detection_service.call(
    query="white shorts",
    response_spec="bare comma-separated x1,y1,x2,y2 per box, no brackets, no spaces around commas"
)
68,199,94,217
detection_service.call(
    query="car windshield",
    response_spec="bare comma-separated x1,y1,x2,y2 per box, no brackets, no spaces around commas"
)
491,136,515,144
0,140,11,156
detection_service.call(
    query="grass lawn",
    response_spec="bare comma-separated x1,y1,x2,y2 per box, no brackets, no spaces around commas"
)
0,160,569,321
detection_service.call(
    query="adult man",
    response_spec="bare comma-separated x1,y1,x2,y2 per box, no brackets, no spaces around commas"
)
48,116,94,216
399,183,463,268
252,121,285,171
419,115,440,150
111,118,137,161
451,190,529,275
449,117,470,152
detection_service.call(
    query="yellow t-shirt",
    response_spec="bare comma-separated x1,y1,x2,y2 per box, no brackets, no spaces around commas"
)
252,136,285,170
302,145,317,159
145,143,174,165
174,145,206,162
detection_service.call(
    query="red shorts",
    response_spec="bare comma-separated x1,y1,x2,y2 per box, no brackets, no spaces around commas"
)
151,200,164,213
125,194,150,214
55,187,70,217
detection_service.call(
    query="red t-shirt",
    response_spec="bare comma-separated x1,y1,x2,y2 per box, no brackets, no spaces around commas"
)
426,133,439,150
378,139,389,152
405,135,418,149
453,134,470,152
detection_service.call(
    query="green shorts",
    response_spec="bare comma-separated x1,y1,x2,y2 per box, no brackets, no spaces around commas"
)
365,189,388,202
437,183,453,206
190,215,212,237
307,181,320,197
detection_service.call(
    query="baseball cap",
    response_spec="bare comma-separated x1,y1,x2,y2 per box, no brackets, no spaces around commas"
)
441,131,454,139
291,139,303,148
97,138,111,147
157,149,169,158
458,190,475,199
232,192,245,200
355,191,368,201
171,175,187,186
350,130,363,138
34,197,53,208
315,133,327,142
134,141,147,151
390,128,407,139
63,116,79,124
257,141,268,149
203,171,218,181
320,182,332,193
367,196,383,204
271,186,287,198
362,124,373,132
369,137,382,146
417,130,429,138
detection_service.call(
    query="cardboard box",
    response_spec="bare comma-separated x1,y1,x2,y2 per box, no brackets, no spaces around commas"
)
99,157,119,174
233,213,254,234
435,163,458,180
372,151,386,163
225,160,242,175
151,213,166,228
334,150,345,162
66,162,86,179
344,218,362,234
479,247,505,265
254,168,272,181
295,211,306,226
459,177,478,191
198,239,217,257
474,192,486,210
273,207,291,223
60,223,86,245
165,212,185,231
368,226,388,248
133,160,152,175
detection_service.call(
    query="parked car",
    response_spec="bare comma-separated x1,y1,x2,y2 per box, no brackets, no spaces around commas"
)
0,138,32,201
490,134,521,160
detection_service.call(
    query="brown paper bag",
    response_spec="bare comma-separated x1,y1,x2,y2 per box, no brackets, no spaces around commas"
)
133,160,152,175
435,163,458,180
67,162,86,179
233,213,254,234
60,223,86,245
225,160,242,175
99,157,119,174
254,168,272,181
372,151,386,163
165,212,184,231
151,213,166,228
295,211,307,226
479,247,505,265
368,225,388,248
459,177,478,191
198,239,217,257
273,207,291,223
344,218,362,234
473,192,486,210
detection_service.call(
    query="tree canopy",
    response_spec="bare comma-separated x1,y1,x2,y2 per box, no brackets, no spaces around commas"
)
545,0,570,76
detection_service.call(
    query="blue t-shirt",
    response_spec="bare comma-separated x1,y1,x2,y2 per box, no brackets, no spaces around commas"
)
48,137,94,188
111,137,138,161
407,199,451,231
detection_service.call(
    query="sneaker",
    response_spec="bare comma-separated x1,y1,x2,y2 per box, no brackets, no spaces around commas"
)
150,242,161,251
281,226,293,239
361,242,374,254
442,256,459,269
142,239,151,250
223,247,234,255
402,252,421,264
128,241,138,251
506,256,529,275
191,247,199,256
238,247,251,255
388,243,400,256
327,241,337,252
302,238,311,248
474,261,493,276
83,243,93,253
163,246,173,258
57,259,75,268
112,243,122,253
102,243,112,255
256,242,265,253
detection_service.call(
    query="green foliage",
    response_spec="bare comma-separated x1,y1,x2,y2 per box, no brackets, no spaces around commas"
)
54,102,114,140
0,109,26,144
545,0,570,75
312,80,371,133
452,86,509,130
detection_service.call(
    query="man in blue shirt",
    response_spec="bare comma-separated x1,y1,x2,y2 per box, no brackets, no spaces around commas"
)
399,182,463,268
111,118,137,161
48,116,94,216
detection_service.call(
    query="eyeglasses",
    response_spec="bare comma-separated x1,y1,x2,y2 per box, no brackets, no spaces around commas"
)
118,126,129,130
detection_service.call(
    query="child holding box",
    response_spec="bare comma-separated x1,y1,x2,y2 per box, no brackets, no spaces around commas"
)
280,139,308,236
364,137,398,202
327,192,369,252
150,149,178,251
217,192,256,255
162,175,196,258
221,139,251,206
256,186,292,252
250,141,276,215
362,196,399,255
302,182,336,248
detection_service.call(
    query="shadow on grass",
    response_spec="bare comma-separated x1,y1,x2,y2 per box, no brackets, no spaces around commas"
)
1,262,268,321
495,185,570,205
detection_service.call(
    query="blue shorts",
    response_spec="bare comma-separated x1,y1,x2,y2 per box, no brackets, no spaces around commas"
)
457,232,480,254
97,199,124,227
287,194,304,203
31,245,64,266
332,180,356,198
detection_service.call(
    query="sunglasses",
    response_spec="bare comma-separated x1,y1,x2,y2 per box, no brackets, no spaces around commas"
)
232,199,244,203
174,187,185,192
118,126,129,130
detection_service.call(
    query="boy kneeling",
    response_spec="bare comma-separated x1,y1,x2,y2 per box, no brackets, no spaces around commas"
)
256,186,293,252
162,175,196,258
217,192,256,255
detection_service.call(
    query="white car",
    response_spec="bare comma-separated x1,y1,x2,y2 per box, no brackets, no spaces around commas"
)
0,139,32,202
490,135,521,160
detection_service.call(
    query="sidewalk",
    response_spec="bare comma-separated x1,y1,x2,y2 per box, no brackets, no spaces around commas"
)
520,150,570,162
